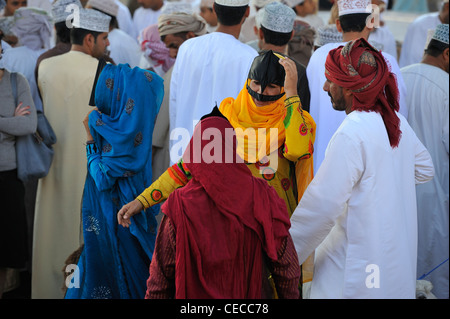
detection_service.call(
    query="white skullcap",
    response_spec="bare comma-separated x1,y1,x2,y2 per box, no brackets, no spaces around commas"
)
314,24,343,47
337,0,371,16
214,0,250,6
72,8,111,32
161,1,193,14
261,1,295,33
87,0,119,17
52,0,83,24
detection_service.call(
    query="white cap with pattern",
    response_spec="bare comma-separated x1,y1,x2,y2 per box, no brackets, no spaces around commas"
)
214,0,250,6
261,1,295,33
337,0,371,16
72,8,111,32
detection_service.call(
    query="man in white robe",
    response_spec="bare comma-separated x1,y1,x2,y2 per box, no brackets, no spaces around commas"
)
399,0,448,68
307,0,408,173
289,38,434,299
133,0,164,37
401,24,449,299
33,8,111,299
168,0,257,163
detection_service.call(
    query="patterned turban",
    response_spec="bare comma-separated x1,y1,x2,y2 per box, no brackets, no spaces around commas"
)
325,38,402,148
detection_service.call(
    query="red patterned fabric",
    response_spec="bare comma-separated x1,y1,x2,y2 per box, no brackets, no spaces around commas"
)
325,38,402,148
161,116,292,299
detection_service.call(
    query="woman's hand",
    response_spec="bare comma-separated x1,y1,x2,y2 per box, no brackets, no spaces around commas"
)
14,102,31,117
117,199,144,228
83,108,99,142
279,57,298,99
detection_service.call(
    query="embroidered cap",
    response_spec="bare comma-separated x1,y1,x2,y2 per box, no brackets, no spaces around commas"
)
432,24,449,45
52,0,83,24
72,8,111,32
0,0,5,12
337,0,371,16
214,0,250,6
314,24,343,47
0,17,14,36
161,1,193,14
261,1,296,33
86,0,119,17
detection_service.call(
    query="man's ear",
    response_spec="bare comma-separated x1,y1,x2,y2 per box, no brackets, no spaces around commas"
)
336,18,343,33
258,28,264,41
443,47,449,63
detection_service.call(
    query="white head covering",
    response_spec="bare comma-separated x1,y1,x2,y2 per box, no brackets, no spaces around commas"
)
52,0,83,24
214,0,250,6
11,7,53,50
281,0,303,7
337,0,371,16
87,0,119,17
261,1,296,33
72,8,111,32
314,24,343,47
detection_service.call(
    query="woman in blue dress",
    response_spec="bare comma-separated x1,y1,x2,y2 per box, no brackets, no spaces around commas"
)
65,63,164,299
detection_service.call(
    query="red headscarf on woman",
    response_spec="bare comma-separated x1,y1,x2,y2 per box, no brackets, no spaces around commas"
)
325,38,402,148
161,111,291,299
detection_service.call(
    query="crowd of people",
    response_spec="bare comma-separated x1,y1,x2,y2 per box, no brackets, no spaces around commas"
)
0,0,448,300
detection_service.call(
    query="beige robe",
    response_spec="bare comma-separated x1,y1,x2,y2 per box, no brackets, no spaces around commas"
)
32,51,98,299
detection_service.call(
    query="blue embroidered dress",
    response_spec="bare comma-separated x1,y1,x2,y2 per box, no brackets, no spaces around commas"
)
65,64,164,299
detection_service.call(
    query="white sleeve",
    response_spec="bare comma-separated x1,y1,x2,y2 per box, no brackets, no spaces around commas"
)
289,131,363,265
413,132,435,184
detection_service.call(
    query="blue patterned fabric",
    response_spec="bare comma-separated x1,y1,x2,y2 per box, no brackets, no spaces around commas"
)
65,64,164,299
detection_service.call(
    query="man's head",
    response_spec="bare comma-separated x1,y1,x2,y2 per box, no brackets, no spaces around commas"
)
70,8,111,58
283,0,316,17
158,12,207,58
324,38,402,147
213,0,250,26
52,0,83,44
424,24,449,73
440,0,449,24
259,1,295,47
3,0,27,17
137,0,163,10
11,7,53,50
200,0,217,27
335,0,373,39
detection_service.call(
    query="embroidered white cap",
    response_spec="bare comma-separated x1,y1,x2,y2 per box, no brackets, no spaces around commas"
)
261,1,296,33
432,24,449,44
72,8,111,32
337,0,371,16
214,0,250,7
254,0,280,8
52,0,83,24
86,0,119,17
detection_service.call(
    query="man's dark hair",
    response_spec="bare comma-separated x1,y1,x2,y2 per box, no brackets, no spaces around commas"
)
55,21,72,44
338,13,371,33
213,3,247,26
425,39,449,57
260,25,292,46
70,27,101,45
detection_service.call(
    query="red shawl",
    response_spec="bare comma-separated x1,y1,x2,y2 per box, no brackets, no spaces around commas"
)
161,115,291,299
325,38,402,148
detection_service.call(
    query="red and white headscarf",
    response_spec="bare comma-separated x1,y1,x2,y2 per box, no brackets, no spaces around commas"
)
325,37,402,148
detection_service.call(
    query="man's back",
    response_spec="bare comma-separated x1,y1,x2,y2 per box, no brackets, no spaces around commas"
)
402,62,449,299
169,32,258,163
292,111,434,298
33,50,99,299
307,42,408,173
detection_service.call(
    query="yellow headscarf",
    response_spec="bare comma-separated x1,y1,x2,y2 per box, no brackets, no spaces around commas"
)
219,80,286,163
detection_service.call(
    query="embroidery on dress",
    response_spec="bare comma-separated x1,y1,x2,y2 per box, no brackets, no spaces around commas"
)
102,143,112,153
85,215,100,235
105,78,114,90
134,132,143,147
144,72,153,82
125,98,135,114
91,286,112,299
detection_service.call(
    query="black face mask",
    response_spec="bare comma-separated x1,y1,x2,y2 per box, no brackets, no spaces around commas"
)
246,50,286,102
